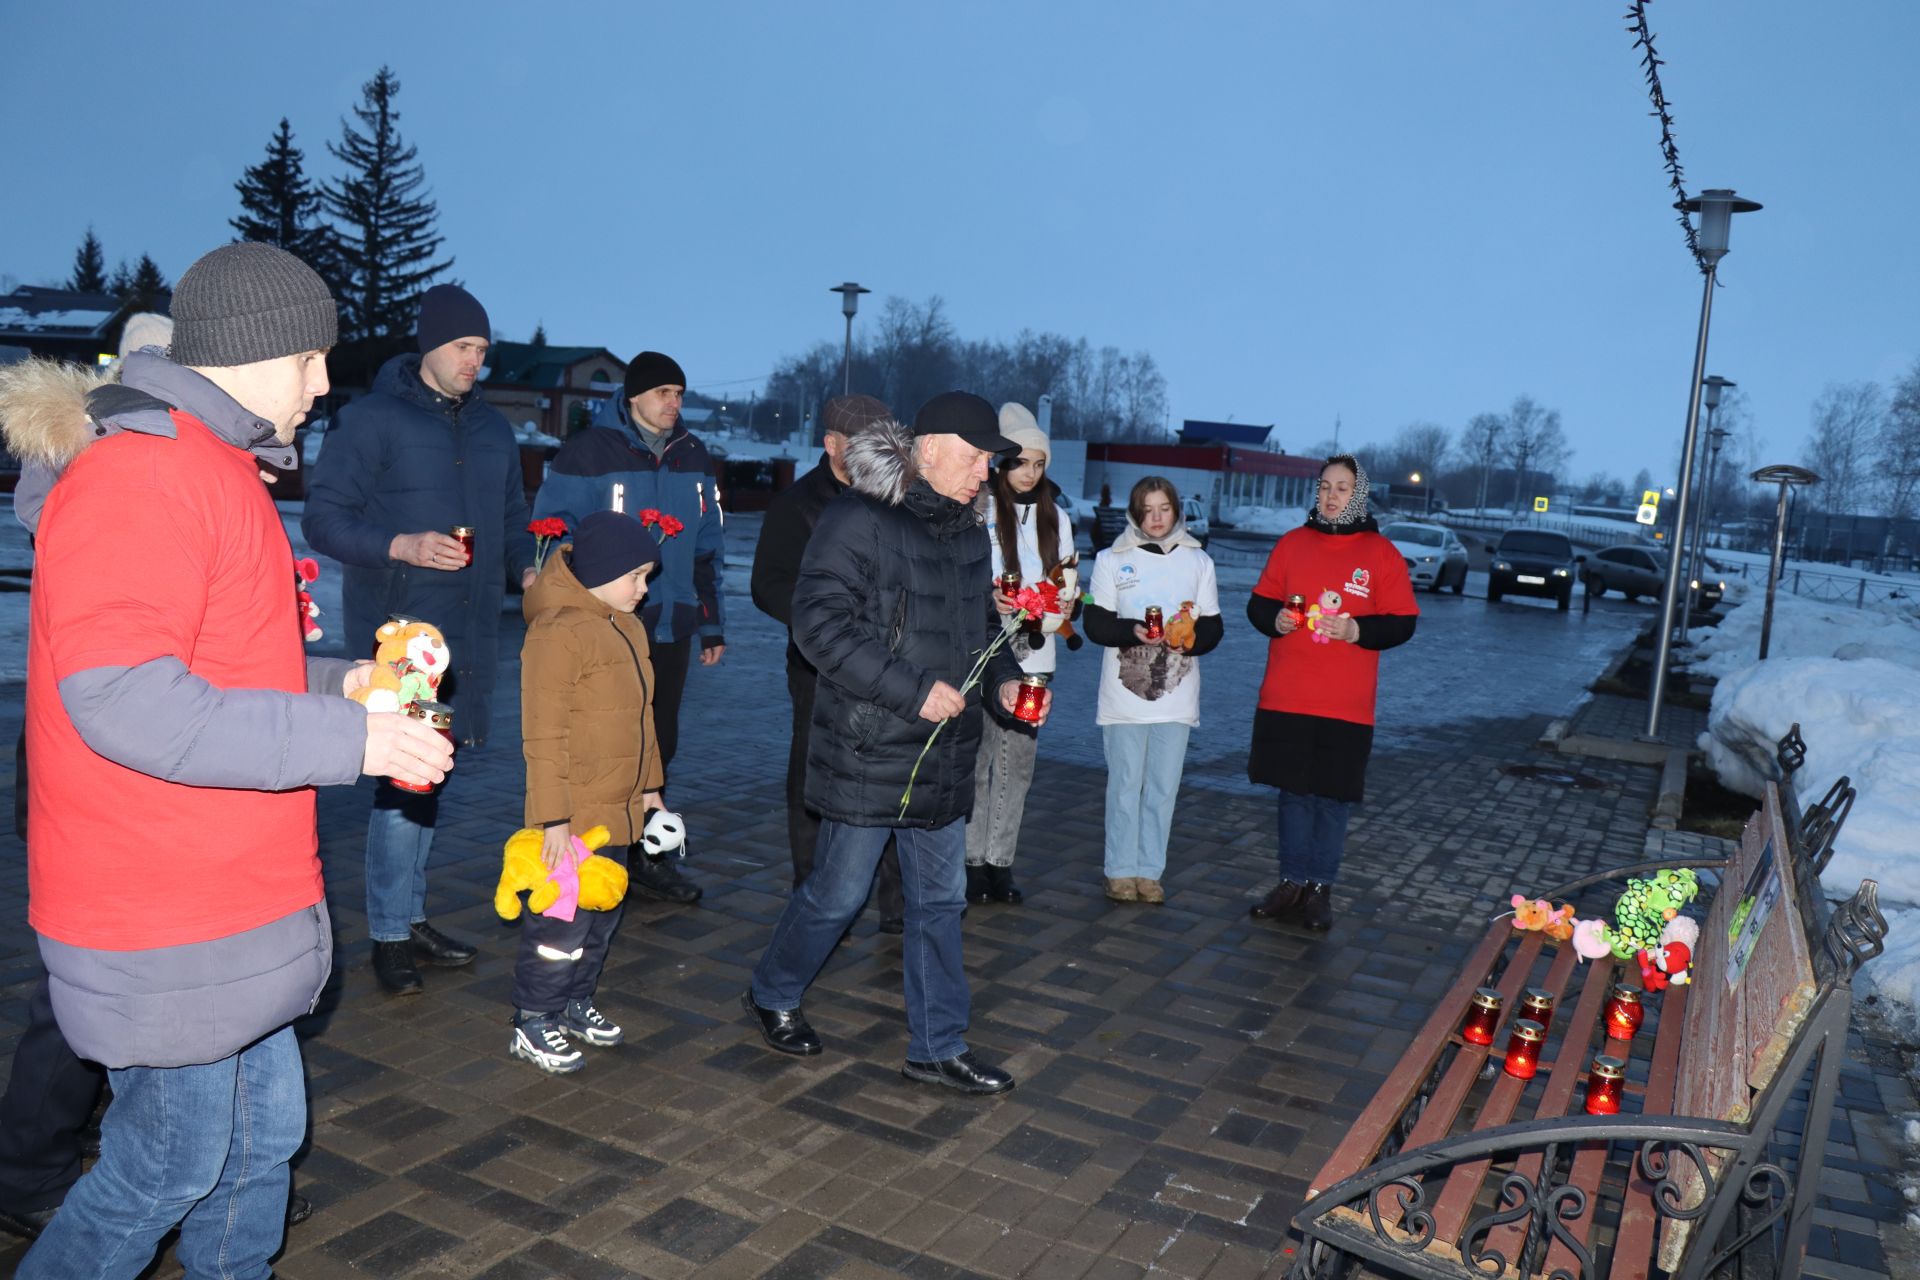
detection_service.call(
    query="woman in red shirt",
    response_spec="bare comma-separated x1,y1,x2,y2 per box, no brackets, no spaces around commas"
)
1244,455,1418,930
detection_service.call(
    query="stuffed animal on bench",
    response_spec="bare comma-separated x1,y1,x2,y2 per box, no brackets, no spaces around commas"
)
1570,868,1702,962
1510,894,1577,942
494,823,628,923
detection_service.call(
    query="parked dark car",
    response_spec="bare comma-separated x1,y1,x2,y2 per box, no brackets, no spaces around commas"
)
1488,529,1580,609
1582,544,1725,609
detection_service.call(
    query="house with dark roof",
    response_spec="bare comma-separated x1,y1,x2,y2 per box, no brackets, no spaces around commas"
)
480,342,626,440
0,285,163,366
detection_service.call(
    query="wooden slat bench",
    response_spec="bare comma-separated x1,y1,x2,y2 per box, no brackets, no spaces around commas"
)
1288,728,1889,1280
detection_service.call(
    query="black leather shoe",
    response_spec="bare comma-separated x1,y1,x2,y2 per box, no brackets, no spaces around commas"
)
985,865,1024,904
408,920,476,967
964,864,991,905
287,1192,313,1227
373,941,424,995
877,914,905,935
902,1051,1014,1095
1300,882,1334,932
740,990,821,1056
0,1204,56,1240
1250,879,1306,921
630,851,703,904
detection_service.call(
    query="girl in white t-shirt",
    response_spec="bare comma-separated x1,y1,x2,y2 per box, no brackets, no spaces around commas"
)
1083,477,1223,904
966,404,1078,905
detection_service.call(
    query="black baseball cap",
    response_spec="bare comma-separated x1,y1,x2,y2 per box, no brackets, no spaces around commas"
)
911,390,1019,454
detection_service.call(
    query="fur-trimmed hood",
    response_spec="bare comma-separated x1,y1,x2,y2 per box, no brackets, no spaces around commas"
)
842,417,990,524
0,357,112,474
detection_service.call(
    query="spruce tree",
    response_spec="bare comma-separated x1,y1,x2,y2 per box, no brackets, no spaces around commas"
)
323,67,451,344
70,228,107,293
530,321,547,348
124,255,168,312
232,119,338,264
106,259,133,299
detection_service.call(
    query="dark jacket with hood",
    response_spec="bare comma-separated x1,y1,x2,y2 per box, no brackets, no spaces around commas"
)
750,453,843,669
794,421,1021,828
302,353,536,745
0,352,363,1068
531,395,725,649
520,545,664,847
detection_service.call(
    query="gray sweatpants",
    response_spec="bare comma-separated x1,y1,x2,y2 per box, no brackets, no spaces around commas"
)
965,714,1040,868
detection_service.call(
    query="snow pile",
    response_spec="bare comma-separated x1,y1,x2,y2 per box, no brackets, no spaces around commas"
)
1697,593,1920,1036
1221,504,1302,536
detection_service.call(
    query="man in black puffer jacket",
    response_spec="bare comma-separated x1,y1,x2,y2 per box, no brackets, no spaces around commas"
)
741,392,1044,1095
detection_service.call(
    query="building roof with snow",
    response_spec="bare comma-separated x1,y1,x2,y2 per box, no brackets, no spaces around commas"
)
483,342,624,390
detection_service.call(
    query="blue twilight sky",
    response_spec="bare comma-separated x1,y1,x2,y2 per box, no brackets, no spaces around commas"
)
4,1,1916,485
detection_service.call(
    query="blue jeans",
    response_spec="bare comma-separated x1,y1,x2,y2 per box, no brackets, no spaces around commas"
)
752,818,969,1062
1275,788,1352,883
1102,723,1191,880
19,1026,305,1280
366,781,438,942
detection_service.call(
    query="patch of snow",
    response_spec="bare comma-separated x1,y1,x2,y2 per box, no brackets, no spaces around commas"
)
1221,504,1301,535
0,306,114,332
1697,593,1920,1037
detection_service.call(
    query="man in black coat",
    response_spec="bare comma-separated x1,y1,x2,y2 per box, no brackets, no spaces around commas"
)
750,395,903,924
303,284,537,995
740,392,1047,1095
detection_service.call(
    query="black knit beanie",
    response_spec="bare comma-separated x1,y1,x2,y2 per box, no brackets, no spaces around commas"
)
623,351,687,402
569,511,661,589
170,243,337,367
415,284,491,353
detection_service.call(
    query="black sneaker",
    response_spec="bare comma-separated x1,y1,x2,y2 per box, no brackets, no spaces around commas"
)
560,999,624,1046
510,1014,584,1074
629,850,702,904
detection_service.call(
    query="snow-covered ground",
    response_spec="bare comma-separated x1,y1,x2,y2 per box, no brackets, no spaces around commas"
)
1692,592,1920,1038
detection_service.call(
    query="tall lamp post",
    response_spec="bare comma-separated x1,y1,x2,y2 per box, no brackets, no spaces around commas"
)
1752,464,1819,659
1677,374,1735,643
829,282,870,397
1644,188,1762,741
1410,472,1432,516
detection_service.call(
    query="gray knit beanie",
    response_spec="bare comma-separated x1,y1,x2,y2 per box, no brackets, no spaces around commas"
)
170,242,338,367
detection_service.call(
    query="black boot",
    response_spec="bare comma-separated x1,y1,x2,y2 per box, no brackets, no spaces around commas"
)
1249,878,1306,921
1300,882,1334,932
629,849,702,904
408,920,476,967
964,864,991,905
372,941,424,995
985,864,1024,904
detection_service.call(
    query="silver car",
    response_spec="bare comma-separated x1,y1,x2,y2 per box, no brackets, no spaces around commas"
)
1380,521,1469,593
1582,544,1725,608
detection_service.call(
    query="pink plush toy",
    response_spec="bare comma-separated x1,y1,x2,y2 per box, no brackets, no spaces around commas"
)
1571,917,1613,960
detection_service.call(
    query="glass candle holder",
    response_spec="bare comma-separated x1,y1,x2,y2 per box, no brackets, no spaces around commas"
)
998,571,1022,596
1143,606,1165,641
1519,987,1556,1035
1283,594,1308,629
1585,1055,1626,1115
1012,675,1048,724
1603,985,1644,1040
389,701,453,794
452,526,475,566
1461,987,1503,1045
1503,1019,1546,1079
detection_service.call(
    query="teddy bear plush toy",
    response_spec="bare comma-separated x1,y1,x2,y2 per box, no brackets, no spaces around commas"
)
1509,894,1578,942
1570,869,1702,962
1164,601,1200,653
494,824,629,923
1307,589,1345,644
294,557,323,643
348,618,449,714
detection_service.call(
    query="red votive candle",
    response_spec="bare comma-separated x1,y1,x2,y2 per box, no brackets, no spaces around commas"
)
1503,1019,1545,1079
998,571,1022,596
1585,1055,1626,1115
1283,594,1307,629
1603,985,1644,1040
1143,605,1164,641
389,701,453,794
1519,987,1556,1035
1461,987,1503,1045
1012,675,1048,724
451,526,474,565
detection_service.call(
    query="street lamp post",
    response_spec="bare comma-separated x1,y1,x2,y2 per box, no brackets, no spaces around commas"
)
1751,464,1820,659
1645,189,1762,741
829,282,870,397
1678,375,1735,644
1410,472,1431,516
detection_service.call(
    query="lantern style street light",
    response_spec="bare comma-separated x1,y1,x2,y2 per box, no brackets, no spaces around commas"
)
830,282,870,397
1645,189,1762,741
1751,464,1820,659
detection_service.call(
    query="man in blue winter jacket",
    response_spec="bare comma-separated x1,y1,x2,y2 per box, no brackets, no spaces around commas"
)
303,284,539,994
531,350,721,906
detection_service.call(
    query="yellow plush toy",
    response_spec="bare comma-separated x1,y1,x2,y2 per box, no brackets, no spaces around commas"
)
494,824,629,921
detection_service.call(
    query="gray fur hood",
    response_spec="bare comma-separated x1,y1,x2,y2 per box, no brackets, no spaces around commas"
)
842,416,990,520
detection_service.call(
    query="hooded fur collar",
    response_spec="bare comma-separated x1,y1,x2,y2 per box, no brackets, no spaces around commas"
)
842,418,990,529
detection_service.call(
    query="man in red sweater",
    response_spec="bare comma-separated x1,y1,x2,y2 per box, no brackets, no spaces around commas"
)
0,242,453,1278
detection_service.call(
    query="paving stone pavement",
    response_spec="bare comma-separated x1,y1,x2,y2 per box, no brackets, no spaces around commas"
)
0,523,1911,1278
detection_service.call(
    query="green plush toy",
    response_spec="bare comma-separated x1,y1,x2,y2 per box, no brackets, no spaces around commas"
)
1603,868,1700,960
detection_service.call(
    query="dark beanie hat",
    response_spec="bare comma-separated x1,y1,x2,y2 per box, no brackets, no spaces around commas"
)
623,351,687,402
170,242,337,367
569,510,661,589
416,284,491,353
823,393,892,440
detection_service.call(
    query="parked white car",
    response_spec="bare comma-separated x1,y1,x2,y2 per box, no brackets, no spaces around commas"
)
1380,520,1469,593
1183,496,1210,548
